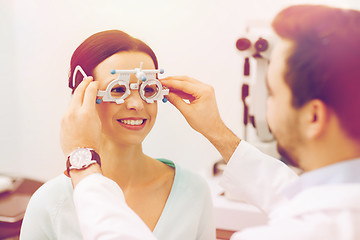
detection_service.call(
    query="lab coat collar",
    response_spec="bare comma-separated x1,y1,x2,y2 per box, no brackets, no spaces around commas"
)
282,157,360,199
271,183,360,219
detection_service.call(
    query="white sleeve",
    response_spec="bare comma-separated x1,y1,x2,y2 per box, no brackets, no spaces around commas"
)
220,141,299,214
73,173,157,240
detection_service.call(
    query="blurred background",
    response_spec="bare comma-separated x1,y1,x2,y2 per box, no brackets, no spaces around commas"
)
1,0,359,182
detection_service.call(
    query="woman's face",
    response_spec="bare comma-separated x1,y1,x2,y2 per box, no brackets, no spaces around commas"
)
93,51,158,146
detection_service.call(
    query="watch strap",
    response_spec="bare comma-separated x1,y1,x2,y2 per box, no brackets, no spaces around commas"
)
66,149,101,176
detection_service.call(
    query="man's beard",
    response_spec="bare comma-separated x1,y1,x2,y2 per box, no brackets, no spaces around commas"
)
277,143,301,169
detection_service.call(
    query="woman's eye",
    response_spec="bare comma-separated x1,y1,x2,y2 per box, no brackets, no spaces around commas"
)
110,85,127,98
143,84,159,98
111,87,126,93
144,86,155,93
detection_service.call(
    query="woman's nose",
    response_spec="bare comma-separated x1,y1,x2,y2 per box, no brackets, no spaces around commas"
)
124,90,145,111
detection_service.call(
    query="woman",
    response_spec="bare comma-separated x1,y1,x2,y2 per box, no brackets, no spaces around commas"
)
20,30,215,240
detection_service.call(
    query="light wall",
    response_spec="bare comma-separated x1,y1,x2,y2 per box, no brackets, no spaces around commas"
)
0,0,357,181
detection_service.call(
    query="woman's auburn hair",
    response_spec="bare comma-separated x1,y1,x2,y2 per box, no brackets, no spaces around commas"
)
68,30,158,92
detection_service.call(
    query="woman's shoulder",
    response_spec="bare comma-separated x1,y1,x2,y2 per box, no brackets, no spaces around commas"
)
27,174,73,209
158,159,210,196
34,174,72,194
21,174,81,239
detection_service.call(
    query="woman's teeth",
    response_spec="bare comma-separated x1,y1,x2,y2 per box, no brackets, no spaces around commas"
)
119,119,144,126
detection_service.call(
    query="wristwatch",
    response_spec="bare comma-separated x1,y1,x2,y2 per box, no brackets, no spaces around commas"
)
66,148,101,176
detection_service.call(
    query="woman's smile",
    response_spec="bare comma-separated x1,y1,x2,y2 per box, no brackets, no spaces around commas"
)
117,118,147,130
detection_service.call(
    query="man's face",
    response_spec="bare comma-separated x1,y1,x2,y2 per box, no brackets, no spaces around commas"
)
266,39,305,168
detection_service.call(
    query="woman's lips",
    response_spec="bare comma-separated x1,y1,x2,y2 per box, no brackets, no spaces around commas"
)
117,119,147,130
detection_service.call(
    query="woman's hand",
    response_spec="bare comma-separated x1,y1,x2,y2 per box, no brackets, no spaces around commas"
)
160,76,240,162
60,77,101,156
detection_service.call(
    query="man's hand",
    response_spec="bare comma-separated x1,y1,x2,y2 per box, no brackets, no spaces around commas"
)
60,77,102,156
161,76,222,137
161,76,240,162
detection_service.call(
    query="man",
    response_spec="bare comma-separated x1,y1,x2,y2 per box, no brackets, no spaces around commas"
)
61,4,360,240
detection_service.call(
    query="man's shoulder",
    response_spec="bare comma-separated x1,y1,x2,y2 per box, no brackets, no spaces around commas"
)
232,216,354,240
292,184,360,209
235,184,360,240
272,183,360,220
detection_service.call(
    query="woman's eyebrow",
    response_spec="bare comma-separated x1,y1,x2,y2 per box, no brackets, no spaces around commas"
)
103,76,118,83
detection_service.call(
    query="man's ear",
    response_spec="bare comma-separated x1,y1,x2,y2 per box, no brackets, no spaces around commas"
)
302,99,330,139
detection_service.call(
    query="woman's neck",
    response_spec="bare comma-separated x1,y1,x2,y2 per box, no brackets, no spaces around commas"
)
99,140,151,190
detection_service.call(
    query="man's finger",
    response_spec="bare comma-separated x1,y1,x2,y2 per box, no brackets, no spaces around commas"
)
71,77,93,108
161,79,198,98
82,81,99,110
161,76,200,84
166,92,192,115
166,88,195,102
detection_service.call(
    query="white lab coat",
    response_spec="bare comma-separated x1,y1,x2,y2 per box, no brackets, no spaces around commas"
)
221,141,360,240
73,174,157,240
73,140,360,239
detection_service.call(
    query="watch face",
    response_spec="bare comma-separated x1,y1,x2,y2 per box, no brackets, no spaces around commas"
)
69,148,92,168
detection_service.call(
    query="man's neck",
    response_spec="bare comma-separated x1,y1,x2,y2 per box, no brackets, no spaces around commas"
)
300,135,360,172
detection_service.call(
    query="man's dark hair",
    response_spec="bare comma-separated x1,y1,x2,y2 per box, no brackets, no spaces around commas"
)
272,5,360,140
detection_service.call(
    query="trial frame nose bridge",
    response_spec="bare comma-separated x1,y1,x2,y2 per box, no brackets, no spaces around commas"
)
130,83,139,90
